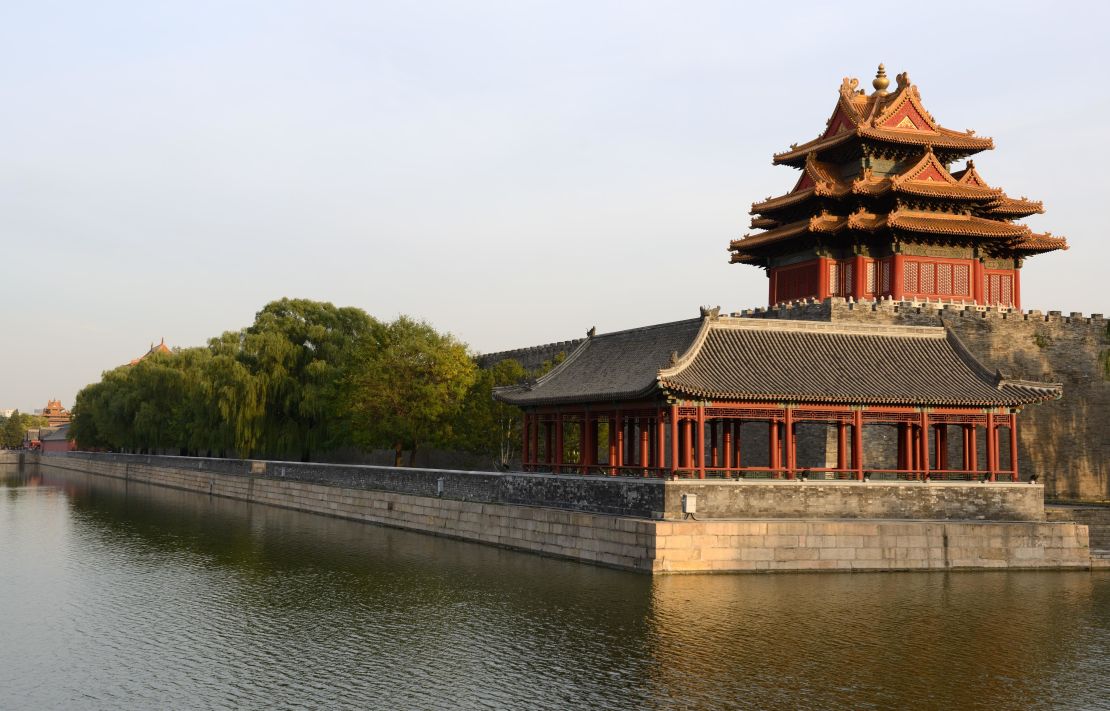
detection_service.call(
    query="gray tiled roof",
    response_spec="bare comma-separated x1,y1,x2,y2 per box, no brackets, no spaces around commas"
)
40,424,70,441
495,316,1060,408
659,319,1060,407
494,318,703,405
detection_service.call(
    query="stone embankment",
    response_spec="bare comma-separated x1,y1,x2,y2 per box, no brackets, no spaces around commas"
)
35,452,1096,574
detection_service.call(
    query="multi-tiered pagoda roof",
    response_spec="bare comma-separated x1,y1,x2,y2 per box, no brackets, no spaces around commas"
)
730,66,1067,307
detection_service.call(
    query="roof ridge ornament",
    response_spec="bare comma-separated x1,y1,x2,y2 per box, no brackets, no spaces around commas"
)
699,305,721,320
872,64,889,95
587,326,596,338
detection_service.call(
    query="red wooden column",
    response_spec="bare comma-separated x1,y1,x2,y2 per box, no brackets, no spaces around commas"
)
899,423,913,474
968,424,978,475
986,412,997,482
733,420,742,469
1013,268,1022,310
783,408,795,480
919,411,930,479
1009,413,1019,482
769,420,781,476
852,409,864,480
544,419,553,466
710,421,719,469
723,421,733,476
817,257,832,299
973,259,986,304
681,417,691,470
891,254,905,300
853,255,868,300
639,424,650,477
696,405,706,479
836,421,848,475
656,411,666,472
670,405,679,474
554,413,564,474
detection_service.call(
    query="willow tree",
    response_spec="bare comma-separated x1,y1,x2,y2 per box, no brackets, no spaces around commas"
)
344,316,476,466
242,299,381,461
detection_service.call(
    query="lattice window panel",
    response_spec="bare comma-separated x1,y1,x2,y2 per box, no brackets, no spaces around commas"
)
988,274,1002,304
866,261,876,294
792,410,854,422
953,264,969,296
843,263,853,296
880,260,891,293
828,262,839,295
705,407,784,420
1000,275,1013,305
931,414,988,425
863,411,920,423
904,261,919,293
919,262,935,293
937,263,952,295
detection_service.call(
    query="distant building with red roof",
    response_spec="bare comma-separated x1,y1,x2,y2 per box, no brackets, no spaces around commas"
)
129,338,172,365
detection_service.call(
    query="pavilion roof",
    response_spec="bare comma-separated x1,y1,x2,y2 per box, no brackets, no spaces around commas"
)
494,314,1061,408
493,317,704,406
751,151,1002,219
730,207,1032,258
772,69,993,167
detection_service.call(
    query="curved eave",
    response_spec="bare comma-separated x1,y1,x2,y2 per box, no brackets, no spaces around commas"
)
984,198,1045,219
893,182,1001,201
859,126,994,153
494,382,663,407
751,187,816,214
730,221,810,251
774,128,993,167
657,381,1058,408
888,213,1029,239
1011,234,1069,254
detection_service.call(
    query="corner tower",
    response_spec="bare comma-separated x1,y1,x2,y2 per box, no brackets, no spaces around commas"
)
730,65,1067,308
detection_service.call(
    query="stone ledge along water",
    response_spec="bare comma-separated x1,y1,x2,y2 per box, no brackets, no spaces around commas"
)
37,451,1093,574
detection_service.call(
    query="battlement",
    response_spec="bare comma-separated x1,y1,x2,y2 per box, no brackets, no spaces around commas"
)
735,298,1106,328
476,339,585,370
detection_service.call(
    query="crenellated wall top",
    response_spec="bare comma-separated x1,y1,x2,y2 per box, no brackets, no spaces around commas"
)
735,297,1105,326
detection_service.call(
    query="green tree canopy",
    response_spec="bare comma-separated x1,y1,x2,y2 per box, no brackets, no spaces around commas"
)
243,299,382,461
344,316,477,466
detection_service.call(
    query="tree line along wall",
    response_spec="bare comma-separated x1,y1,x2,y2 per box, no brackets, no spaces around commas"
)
737,299,1108,502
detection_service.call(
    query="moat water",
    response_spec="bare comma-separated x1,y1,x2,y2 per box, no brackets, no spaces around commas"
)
2,463,1108,710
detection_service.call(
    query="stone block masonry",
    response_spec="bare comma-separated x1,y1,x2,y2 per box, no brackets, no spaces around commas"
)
37,453,1093,574
739,298,1109,502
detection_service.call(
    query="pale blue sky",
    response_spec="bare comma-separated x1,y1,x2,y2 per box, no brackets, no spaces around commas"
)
3,1,1107,411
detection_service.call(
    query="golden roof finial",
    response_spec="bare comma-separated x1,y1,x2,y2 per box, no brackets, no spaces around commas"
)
872,63,890,95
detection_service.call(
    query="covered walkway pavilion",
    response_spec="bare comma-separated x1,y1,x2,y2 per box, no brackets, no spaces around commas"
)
494,312,1060,482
